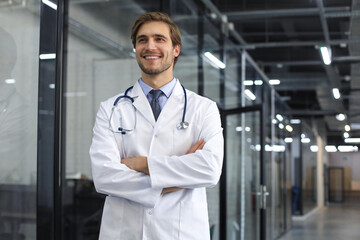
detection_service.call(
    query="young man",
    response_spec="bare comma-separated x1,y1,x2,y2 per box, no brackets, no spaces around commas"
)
90,12,224,240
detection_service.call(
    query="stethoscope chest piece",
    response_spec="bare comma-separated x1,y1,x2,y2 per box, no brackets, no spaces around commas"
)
177,121,189,130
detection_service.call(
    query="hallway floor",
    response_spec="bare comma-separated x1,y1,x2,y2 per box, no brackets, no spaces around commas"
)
278,204,360,240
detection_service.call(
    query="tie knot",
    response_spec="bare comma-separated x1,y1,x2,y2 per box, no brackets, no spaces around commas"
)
150,89,163,99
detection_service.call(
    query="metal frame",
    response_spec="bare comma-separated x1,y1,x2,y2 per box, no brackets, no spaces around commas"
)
37,0,66,239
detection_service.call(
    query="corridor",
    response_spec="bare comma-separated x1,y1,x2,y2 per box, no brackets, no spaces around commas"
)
279,204,360,240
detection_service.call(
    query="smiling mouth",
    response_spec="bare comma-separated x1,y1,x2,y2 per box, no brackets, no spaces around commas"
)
144,56,161,60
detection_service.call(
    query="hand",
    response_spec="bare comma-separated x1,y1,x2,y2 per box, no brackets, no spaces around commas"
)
186,139,205,154
162,139,206,195
162,187,182,194
121,156,149,175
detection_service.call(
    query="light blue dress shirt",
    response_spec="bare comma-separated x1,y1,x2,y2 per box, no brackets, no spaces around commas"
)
138,78,177,110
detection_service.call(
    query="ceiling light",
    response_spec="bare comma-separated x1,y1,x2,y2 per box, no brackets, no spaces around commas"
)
345,124,351,132
235,126,242,132
284,137,293,143
290,119,301,124
301,134,305,138
279,123,284,129
310,145,318,152
350,123,360,130
286,125,293,132
272,119,277,124
244,80,253,86
336,113,346,121
204,52,226,69
344,75,351,81
244,89,256,101
49,84,55,89
338,145,358,152
325,145,337,152
332,88,341,99
343,132,349,138
301,138,310,143
39,53,56,60
5,79,16,84
276,114,283,121
269,79,280,85
245,127,251,132
42,0,57,10
319,46,331,65
344,138,360,143
254,80,263,85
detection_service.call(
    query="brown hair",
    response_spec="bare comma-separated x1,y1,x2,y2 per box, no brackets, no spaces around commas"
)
131,12,182,66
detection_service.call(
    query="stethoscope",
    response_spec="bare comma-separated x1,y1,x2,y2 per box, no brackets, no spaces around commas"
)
109,84,189,134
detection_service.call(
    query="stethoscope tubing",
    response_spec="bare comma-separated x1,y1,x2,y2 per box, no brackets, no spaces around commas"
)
112,83,188,132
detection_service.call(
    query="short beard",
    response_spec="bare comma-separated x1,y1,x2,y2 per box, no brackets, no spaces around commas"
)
138,61,172,75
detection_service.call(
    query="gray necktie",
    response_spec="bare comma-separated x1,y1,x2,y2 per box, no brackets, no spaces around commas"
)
149,89,162,121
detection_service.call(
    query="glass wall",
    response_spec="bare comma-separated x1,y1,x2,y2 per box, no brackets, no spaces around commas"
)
0,0,39,239
301,121,317,214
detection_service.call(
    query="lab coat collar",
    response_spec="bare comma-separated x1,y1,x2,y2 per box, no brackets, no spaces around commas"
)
129,80,184,128
130,81,156,126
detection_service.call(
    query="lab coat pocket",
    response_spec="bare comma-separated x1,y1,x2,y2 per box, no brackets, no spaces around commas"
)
173,123,201,156
179,201,210,240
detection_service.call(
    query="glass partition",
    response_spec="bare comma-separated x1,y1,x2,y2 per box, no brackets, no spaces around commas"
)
301,121,317,214
63,1,160,239
244,60,263,106
203,17,222,104
0,1,39,239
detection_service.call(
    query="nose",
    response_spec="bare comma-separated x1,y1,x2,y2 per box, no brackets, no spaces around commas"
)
145,38,156,50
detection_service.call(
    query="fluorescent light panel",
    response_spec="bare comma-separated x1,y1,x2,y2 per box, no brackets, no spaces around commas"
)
325,145,337,152
269,79,280,85
310,145,318,152
244,80,253,86
42,0,57,10
244,89,256,101
204,52,226,69
301,138,310,143
286,125,293,132
320,46,331,65
332,88,341,99
290,119,301,124
276,114,283,121
40,53,56,60
338,145,358,152
5,79,15,84
344,138,360,143
284,137,293,143
254,80,263,85
336,113,346,121
345,124,351,132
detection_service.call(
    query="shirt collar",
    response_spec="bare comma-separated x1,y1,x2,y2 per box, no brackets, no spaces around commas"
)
138,78,177,98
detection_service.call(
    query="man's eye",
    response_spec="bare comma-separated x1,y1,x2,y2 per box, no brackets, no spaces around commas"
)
138,39,145,43
157,38,165,41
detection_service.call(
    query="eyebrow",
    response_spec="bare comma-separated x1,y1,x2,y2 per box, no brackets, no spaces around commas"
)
136,34,168,40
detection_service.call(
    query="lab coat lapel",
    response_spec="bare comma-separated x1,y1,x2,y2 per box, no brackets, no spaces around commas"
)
156,81,184,128
129,81,156,127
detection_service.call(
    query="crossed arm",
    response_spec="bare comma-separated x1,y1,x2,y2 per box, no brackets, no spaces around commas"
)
121,139,206,194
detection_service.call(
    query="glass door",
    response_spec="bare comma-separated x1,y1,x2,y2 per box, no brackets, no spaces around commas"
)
226,108,263,240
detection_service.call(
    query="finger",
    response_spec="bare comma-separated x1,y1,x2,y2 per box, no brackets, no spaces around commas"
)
187,139,202,154
198,140,206,150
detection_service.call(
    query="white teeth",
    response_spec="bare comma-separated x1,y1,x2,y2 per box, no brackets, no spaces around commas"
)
145,56,160,59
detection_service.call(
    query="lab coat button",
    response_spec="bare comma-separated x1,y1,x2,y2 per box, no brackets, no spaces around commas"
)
148,210,152,215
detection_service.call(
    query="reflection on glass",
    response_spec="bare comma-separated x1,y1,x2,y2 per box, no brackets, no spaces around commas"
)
226,112,260,240
0,10,38,240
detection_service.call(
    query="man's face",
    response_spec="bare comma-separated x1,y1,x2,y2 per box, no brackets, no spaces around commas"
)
135,21,180,76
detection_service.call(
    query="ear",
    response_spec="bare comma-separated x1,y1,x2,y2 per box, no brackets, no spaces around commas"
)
173,44,181,57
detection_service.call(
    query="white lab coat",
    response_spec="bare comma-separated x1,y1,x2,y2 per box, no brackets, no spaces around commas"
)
90,80,224,240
